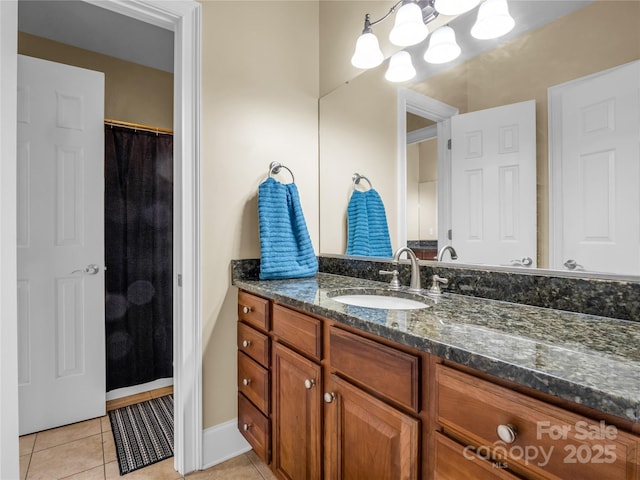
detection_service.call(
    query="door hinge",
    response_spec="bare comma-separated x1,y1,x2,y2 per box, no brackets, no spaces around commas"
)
447,139,452,150
177,274,182,287
448,229,452,240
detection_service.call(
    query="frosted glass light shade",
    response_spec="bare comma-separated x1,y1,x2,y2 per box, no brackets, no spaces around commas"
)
351,32,384,69
424,26,461,64
434,0,481,16
389,2,429,47
471,0,515,40
385,51,416,82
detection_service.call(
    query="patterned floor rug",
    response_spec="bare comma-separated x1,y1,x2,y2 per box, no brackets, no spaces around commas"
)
109,394,174,475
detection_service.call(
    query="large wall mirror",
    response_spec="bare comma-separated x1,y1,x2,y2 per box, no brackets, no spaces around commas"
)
319,0,640,278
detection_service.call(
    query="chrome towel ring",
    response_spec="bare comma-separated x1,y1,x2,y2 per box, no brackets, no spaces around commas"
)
269,161,295,183
352,173,373,191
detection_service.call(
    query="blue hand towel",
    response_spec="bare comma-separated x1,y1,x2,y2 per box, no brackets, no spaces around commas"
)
258,177,318,280
346,188,392,257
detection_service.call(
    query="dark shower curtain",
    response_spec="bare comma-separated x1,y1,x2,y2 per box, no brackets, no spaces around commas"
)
104,125,173,391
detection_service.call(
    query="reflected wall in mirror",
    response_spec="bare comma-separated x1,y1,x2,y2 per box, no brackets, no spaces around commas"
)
319,0,640,278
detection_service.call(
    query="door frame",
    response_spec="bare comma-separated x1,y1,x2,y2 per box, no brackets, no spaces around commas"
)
396,88,458,250
0,0,202,476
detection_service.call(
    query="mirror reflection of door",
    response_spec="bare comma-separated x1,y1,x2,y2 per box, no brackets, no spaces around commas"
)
450,100,537,267
407,113,438,260
549,60,640,276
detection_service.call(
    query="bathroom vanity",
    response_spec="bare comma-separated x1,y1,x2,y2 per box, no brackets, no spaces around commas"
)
234,272,640,479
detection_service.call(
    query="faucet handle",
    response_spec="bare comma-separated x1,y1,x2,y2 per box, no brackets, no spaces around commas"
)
379,269,401,290
428,274,448,296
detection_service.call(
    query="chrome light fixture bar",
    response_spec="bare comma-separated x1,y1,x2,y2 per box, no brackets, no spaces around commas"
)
352,0,515,83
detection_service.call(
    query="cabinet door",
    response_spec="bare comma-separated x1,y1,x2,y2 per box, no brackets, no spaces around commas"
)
272,342,322,480
324,374,420,480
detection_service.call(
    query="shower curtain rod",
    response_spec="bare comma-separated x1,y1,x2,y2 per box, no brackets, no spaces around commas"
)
104,118,173,135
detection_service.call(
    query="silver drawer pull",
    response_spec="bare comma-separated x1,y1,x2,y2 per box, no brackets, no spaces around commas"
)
496,423,518,444
243,423,251,431
324,392,336,403
304,379,315,390
242,306,252,314
242,378,251,386
242,340,251,348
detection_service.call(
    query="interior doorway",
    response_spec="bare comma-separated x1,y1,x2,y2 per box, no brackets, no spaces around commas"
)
1,2,202,476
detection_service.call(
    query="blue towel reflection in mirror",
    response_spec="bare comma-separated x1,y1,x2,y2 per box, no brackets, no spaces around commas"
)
258,177,318,280
346,186,393,258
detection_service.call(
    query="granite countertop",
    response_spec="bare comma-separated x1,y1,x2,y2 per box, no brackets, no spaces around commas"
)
233,272,640,423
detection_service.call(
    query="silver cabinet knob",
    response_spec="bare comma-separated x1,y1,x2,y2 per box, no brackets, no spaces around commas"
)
242,340,251,348
496,423,518,444
243,423,251,431
242,378,251,386
564,259,584,271
304,379,315,390
324,392,336,403
242,306,252,314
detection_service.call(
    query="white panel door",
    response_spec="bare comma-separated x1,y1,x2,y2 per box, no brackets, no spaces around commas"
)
550,61,640,275
17,55,105,435
450,100,537,266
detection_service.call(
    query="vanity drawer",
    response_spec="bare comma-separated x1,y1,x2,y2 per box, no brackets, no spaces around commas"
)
238,352,270,414
238,393,270,464
437,365,639,480
272,304,322,361
329,326,419,412
434,432,519,480
238,291,270,332
238,322,269,367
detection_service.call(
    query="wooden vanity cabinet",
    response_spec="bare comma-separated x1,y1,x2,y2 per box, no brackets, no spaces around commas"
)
237,292,271,463
435,364,640,480
271,305,323,480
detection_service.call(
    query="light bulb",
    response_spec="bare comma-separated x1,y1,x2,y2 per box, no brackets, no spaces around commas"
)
424,26,461,64
385,51,416,83
471,0,515,40
434,0,481,16
351,32,384,69
389,2,429,47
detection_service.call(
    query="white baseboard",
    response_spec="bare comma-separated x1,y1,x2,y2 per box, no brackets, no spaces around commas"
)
106,377,174,401
201,418,251,470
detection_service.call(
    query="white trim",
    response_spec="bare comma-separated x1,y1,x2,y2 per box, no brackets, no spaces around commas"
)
397,88,457,251
106,378,174,402
407,124,437,145
0,2,20,479
1,0,202,476
201,419,251,471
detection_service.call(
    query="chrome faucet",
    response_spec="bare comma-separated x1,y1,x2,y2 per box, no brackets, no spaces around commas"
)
437,245,458,262
391,247,422,292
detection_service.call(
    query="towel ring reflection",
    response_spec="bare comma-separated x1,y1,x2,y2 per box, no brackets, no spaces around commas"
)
269,161,295,183
352,173,373,191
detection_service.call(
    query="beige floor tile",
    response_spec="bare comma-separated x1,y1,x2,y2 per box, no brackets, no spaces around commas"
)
105,458,182,480
102,432,116,464
20,454,30,480
186,454,262,480
27,433,103,480
20,434,36,456
245,451,276,480
62,465,106,480
100,416,112,433
34,418,102,452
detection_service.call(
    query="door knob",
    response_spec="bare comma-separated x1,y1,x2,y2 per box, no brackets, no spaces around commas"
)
496,423,518,444
71,264,100,275
324,392,336,403
304,379,315,390
563,259,584,271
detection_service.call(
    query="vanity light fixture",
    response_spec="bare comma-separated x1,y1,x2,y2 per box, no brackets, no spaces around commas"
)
470,0,515,39
352,0,516,81
385,51,417,82
424,25,461,64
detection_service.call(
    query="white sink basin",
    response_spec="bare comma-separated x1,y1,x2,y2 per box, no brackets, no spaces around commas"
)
329,289,431,310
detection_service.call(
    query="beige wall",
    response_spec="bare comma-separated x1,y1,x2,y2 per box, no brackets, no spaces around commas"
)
320,0,640,266
201,0,319,428
18,32,173,129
